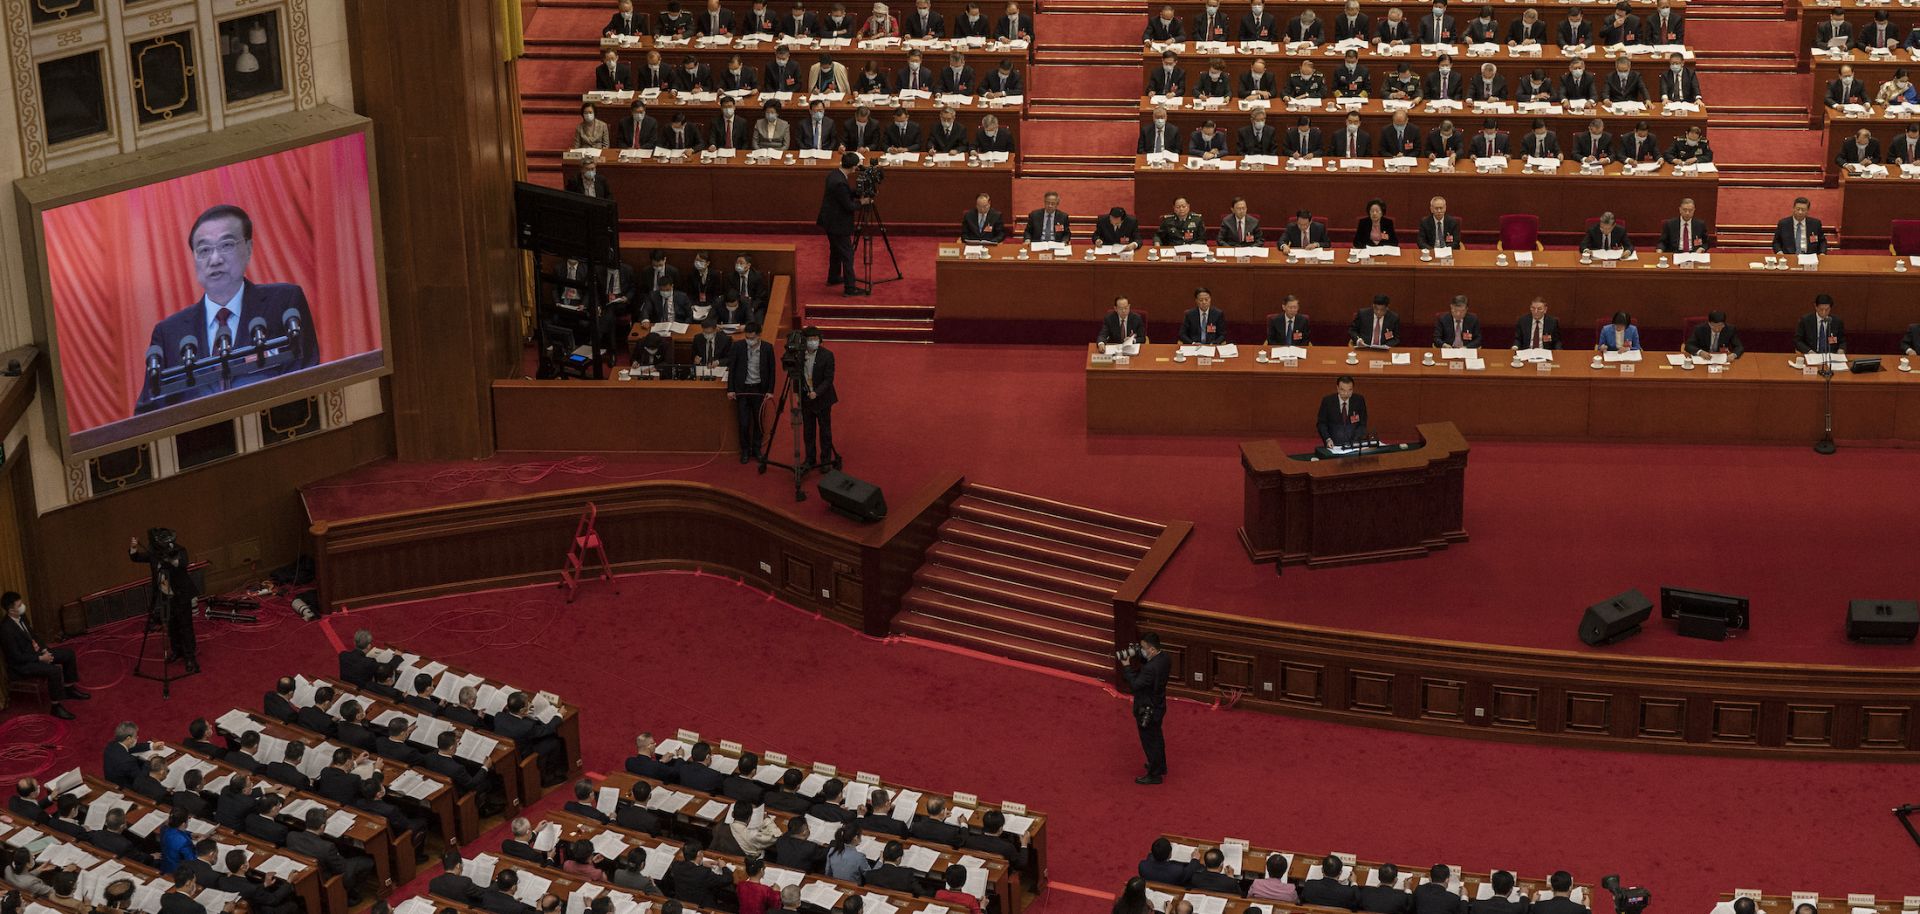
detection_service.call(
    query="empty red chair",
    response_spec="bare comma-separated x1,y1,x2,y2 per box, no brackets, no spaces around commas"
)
1890,219,1920,255
1496,214,1541,251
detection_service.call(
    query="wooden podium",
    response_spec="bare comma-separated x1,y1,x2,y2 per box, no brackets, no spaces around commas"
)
1239,421,1469,572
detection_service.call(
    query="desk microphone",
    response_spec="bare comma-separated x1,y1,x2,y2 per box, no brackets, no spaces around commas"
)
145,346,164,378
247,317,270,361
215,331,233,356
281,309,303,341
178,335,200,363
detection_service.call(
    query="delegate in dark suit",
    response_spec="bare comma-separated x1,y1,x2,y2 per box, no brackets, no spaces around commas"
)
1266,312,1310,346
1361,885,1414,914
1794,313,1846,353
1178,308,1227,345
727,337,776,461
1300,877,1361,910
1433,312,1481,348
1581,222,1632,253
1098,311,1147,345
1685,322,1743,357
1513,314,1560,350
1023,208,1070,243
136,280,321,414
1418,214,1461,250
1771,216,1827,254
2,610,82,709
1138,120,1181,154
1472,895,1530,914
1414,883,1468,914
960,207,1008,243
1316,391,1368,446
799,340,837,467
1658,216,1711,252
1533,899,1589,914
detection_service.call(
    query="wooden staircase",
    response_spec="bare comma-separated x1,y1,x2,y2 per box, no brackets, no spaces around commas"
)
804,302,937,342
893,483,1185,677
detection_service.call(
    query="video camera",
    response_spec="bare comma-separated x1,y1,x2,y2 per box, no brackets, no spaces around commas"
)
854,162,886,198
783,329,809,370
1600,875,1650,914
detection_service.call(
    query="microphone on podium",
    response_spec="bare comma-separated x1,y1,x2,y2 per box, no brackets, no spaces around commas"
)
145,345,164,379
178,335,200,363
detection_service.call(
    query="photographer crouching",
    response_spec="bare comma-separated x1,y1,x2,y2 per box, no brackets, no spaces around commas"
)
817,152,875,297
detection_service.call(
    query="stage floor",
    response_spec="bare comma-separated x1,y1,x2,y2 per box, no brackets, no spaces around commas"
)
305,343,1920,668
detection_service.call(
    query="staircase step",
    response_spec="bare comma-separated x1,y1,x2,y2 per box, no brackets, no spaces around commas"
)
938,517,1140,578
901,589,1114,651
912,564,1117,627
808,319,937,341
927,541,1126,600
893,610,1116,676
804,302,936,321
948,496,1159,557
968,483,1167,538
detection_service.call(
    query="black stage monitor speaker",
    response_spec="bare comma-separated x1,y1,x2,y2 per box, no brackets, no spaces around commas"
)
1580,589,1654,646
1847,599,1919,644
818,471,887,523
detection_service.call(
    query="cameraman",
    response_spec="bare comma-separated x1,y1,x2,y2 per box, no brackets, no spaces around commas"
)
1116,633,1169,785
798,327,838,470
817,152,872,297
129,530,198,673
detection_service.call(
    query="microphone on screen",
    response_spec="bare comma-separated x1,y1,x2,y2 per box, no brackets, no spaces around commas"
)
247,317,269,348
215,331,233,357
145,346,164,379
281,309,303,341
178,335,200,363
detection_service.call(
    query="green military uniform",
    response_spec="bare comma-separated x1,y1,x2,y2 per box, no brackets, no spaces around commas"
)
1157,213,1205,245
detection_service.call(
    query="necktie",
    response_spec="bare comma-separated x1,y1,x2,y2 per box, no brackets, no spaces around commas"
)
1439,72,1448,96
1453,319,1462,346
1341,398,1350,418
1347,131,1355,155
1371,318,1382,345
213,306,234,351
909,69,918,88
1238,217,1245,240
1045,212,1054,238
1284,317,1292,340
1680,222,1690,250
1601,229,1609,251
713,12,721,29
1531,319,1541,348
1797,220,1806,252
1818,319,1828,352
1710,330,1719,352
1153,128,1163,153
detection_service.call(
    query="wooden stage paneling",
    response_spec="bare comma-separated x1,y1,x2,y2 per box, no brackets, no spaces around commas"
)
305,472,1920,760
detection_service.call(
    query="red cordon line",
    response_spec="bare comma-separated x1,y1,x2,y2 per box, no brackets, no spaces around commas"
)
318,615,347,653
1047,882,1118,900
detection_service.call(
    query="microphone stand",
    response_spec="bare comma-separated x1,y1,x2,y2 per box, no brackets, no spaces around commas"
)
1814,358,1837,455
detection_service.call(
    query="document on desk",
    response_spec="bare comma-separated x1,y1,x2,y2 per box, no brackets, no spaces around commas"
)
456,729,499,765
800,883,844,911
1797,254,1821,267
889,789,922,824
1176,346,1215,358
323,810,357,839
1602,349,1643,363
1214,344,1240,359
859,893,902,914
899,844,942,873
215,710,261,738
1104,344,1140,357
760,866,807,890
1590,248,1623,261
1144,151,1179,166
1673,252,1711,265
1512,251,1533,264
752,763,789,785
1390,352,1412,365
646,789,695,814
1145,889,1176,912
956,857,990,896
1440,347,1475,360
1242,154,1280,166
1361,245,1403,257
1269,346,1308,360
582,829,627,861
1184,895,1228,914
1430,246,1453,260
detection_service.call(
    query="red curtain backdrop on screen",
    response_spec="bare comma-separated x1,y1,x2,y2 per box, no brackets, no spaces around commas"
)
40,133,381,434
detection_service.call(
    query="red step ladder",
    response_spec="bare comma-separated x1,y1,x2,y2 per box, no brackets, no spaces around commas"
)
559,502,612,602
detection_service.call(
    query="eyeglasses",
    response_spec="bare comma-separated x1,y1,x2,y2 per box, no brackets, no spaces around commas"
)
193,239,243,262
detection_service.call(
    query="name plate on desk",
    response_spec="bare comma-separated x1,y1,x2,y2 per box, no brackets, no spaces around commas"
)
938,245,961,257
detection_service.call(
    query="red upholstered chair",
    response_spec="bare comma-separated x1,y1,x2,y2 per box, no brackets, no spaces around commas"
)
1891,220,1920,255
1682,314,1708,339
1496,214,1541,251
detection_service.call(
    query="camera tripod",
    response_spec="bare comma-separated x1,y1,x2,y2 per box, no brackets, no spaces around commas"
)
133,602,200,699
853,199,903,293
756,367,841,501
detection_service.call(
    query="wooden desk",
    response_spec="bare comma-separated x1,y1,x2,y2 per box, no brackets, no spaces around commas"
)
1132,154,1716,246
637,729,1048,893
1239,421,1468,569
493,380,735,453
1155,833,1595,912
67,770,337,914
1819,109,1916,185
1839,170,1920,247
1157,0,1685,17
160,742,407,895
1136,43,1696,89
574,93,1015,129
599,771,1023,911
1793,0,1920,64
594,34,1032,71
570,152,1014,229
298,677,527,814
1809,53,1913,124
933,246,1920,347
212,707,472,846
1717,891,1918,914
379,651,586,784
1083,343,1920,444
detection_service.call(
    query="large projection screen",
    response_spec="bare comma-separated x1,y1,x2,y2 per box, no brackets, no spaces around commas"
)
16,106,391,460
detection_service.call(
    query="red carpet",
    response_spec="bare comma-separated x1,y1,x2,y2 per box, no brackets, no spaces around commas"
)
16,572,1913,914
306,343,1920,668
1685,20,1799,53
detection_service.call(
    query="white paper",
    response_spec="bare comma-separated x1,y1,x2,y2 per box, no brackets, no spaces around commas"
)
1390,352,1412,365
1362,245,1403,257
889,790,922,825
1602,349,1643,362
455,729,499,765
1430,246,1454,259
1673,252,1711,265
1338,157,1374,169
1440,347,1475,360
1797,254,1821,266
1590,248,1623,261
322,810,357,838
800,883,845,910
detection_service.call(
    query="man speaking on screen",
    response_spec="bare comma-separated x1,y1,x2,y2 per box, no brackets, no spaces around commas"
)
134,204,319,413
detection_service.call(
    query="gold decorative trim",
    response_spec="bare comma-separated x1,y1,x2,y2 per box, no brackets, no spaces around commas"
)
262,398,314,437
4,0,49,174
323,388,344,427
90,444,148,487
30,0,84,21
131,33,195,119
288,0,314,108
63,459,87,503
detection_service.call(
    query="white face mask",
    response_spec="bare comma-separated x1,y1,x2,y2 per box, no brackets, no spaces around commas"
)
806,339,822,351
695,258,709,269
585,112,597,122
583,170,597,182
737,263,749,272
1438,65,1451,74
1670,64,1682,72
1154,118,1167,127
